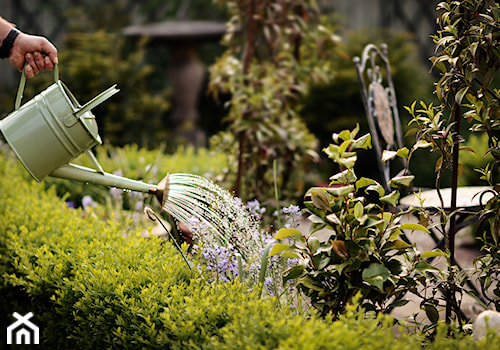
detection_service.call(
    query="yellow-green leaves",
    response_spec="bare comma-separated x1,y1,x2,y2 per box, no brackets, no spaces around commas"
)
380,191,400,206
324,127,371,170
353,201,364,219
399,222,430,233
273,228,302,240
382,147,409,163
269,243,293,257
326,185,355,197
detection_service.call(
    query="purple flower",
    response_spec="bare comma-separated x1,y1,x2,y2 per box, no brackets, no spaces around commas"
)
282,205,301,215
264,277,275,296
187,216,209,239
246,199,266,216
194,243,241,284
82,195,97,209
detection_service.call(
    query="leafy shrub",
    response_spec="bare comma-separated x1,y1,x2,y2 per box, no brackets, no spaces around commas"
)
2,149,500,348
208,1,343,204
269,126,437,318
406,0,500,315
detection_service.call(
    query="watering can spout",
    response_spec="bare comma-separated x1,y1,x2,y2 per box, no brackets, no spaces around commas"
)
50,163,157,195
49,164,170,206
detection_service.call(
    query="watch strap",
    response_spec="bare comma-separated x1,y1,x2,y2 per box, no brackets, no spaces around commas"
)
0,27,21,59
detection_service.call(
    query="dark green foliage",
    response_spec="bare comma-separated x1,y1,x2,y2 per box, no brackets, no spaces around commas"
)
57,31,171,148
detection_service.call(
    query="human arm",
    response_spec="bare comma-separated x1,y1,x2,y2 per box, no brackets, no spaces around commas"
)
0,16,58,78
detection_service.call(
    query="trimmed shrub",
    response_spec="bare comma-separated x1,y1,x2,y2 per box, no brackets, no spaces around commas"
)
1,150,499,349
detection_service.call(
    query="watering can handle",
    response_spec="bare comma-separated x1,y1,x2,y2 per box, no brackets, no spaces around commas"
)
15,64,60,110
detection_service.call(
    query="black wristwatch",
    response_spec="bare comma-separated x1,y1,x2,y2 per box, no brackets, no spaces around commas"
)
0,27,21,59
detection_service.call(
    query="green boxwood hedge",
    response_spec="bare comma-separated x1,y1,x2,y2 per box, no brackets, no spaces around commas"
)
0,150,499,349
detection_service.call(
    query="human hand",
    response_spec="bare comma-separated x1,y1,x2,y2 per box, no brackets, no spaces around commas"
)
9,32,58,78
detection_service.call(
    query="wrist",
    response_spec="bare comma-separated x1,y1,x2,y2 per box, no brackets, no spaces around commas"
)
0,27,21,59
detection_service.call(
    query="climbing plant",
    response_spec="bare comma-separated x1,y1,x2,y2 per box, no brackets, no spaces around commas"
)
406,0,500,318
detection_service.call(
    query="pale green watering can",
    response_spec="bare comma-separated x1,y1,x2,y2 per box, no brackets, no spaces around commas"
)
0,66,170,205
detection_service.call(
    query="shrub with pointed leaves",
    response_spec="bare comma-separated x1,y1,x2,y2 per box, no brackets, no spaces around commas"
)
270,125,436,317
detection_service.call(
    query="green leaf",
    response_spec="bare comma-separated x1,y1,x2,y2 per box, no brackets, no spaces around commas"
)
326,185,354,197
297,275,324,292
345,240,361,257
396,147,409,158
384,239,411,250
424,303,439,323
281,251,301,259
380,191,400,206
269,243,292,256
455,86,469,105
354,201,364,219
389,175,415,188
330,169,357,184
316,255,330,270
389,229,403,240
283,265,305,282
400,223,430,233
307,214,324,224
351,133,372,150
274,228,303,240
308,189,331,211
421,249,449,259
338,129,351,141
362,263,390,291
339,140,351,155
309,237,320,254
356,177,377,189
414,261,440,273
337,155,357,169
366,183,385,197
382,150,398,163
388,299,410,309
323,144,340,158
326,213,341,225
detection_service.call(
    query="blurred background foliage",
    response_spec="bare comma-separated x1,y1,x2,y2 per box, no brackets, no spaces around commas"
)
1,0,486,203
